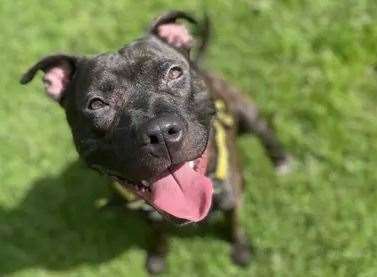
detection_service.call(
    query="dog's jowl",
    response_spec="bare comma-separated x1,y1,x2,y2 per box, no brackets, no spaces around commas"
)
21,11,290,274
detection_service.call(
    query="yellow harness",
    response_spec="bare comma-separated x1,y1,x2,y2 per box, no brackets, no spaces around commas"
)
99,99,234,210
212,99,234,181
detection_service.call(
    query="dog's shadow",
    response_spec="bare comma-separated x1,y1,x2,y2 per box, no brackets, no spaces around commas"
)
0,160,227,274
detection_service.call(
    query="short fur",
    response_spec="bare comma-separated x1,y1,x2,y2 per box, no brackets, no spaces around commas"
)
20,11,290,274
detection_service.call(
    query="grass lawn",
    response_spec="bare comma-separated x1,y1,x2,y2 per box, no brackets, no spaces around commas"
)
1,0,377,276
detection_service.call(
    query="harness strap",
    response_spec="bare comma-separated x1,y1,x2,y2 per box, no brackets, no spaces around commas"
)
111,181,146,210
213,100,234,182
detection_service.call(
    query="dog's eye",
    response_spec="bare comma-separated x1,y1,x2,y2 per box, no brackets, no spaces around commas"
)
88,98,107,110
100,82,114,93
167,66,183,80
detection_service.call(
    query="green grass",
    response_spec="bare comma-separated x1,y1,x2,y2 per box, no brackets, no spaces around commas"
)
1,0,377,276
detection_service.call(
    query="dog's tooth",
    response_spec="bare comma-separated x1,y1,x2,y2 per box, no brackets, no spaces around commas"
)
188,160,195,169
141,180,149,187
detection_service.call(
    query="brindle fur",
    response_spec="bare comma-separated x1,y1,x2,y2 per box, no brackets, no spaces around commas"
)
20,11,290,275
145,71,290,273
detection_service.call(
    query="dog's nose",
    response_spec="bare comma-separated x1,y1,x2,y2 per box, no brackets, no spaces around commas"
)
140,116,184,156
146,121,183,145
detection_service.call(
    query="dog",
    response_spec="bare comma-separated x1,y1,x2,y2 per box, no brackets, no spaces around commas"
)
20,11,291,274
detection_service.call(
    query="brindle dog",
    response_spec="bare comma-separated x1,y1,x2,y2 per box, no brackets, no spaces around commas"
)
20,11,291,274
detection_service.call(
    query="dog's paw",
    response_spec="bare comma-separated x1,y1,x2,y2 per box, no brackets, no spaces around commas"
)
231,242,252,267
146,254,166,275
275,155,293,175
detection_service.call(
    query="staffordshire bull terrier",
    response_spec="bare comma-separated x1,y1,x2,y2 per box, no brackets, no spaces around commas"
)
20,11,290,274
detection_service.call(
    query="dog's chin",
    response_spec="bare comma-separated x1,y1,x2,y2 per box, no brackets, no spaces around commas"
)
111,147,214,224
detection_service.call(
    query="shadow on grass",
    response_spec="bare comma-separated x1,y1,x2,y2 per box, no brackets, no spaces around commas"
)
0,160,229,274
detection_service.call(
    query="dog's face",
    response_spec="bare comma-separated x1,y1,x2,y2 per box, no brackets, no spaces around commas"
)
21,12,215,223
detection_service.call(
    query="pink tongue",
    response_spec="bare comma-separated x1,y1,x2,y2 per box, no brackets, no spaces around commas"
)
151,163,213,222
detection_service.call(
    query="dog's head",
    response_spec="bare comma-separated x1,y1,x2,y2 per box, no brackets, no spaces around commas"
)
21,11,215,223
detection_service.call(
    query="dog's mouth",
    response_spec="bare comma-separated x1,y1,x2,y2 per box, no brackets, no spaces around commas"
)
113,149,213,223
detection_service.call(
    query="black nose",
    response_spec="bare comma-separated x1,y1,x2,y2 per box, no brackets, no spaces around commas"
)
140,116,185,157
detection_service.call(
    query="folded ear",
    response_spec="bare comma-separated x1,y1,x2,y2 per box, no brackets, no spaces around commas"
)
150,11,197,51
20,54,79,102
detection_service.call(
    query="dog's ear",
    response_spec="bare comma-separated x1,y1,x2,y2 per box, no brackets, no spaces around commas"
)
150,11,197,52
20,54,80,102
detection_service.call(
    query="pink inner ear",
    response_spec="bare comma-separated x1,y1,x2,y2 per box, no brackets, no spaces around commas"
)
42,62,71,101
157,23,193,49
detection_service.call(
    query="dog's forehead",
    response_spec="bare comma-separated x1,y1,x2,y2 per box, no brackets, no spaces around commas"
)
119,36,187,64
79,37,189,88
86,53,127,74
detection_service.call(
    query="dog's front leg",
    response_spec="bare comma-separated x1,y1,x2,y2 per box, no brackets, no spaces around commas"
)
224,201,252,267
146,218,169,275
